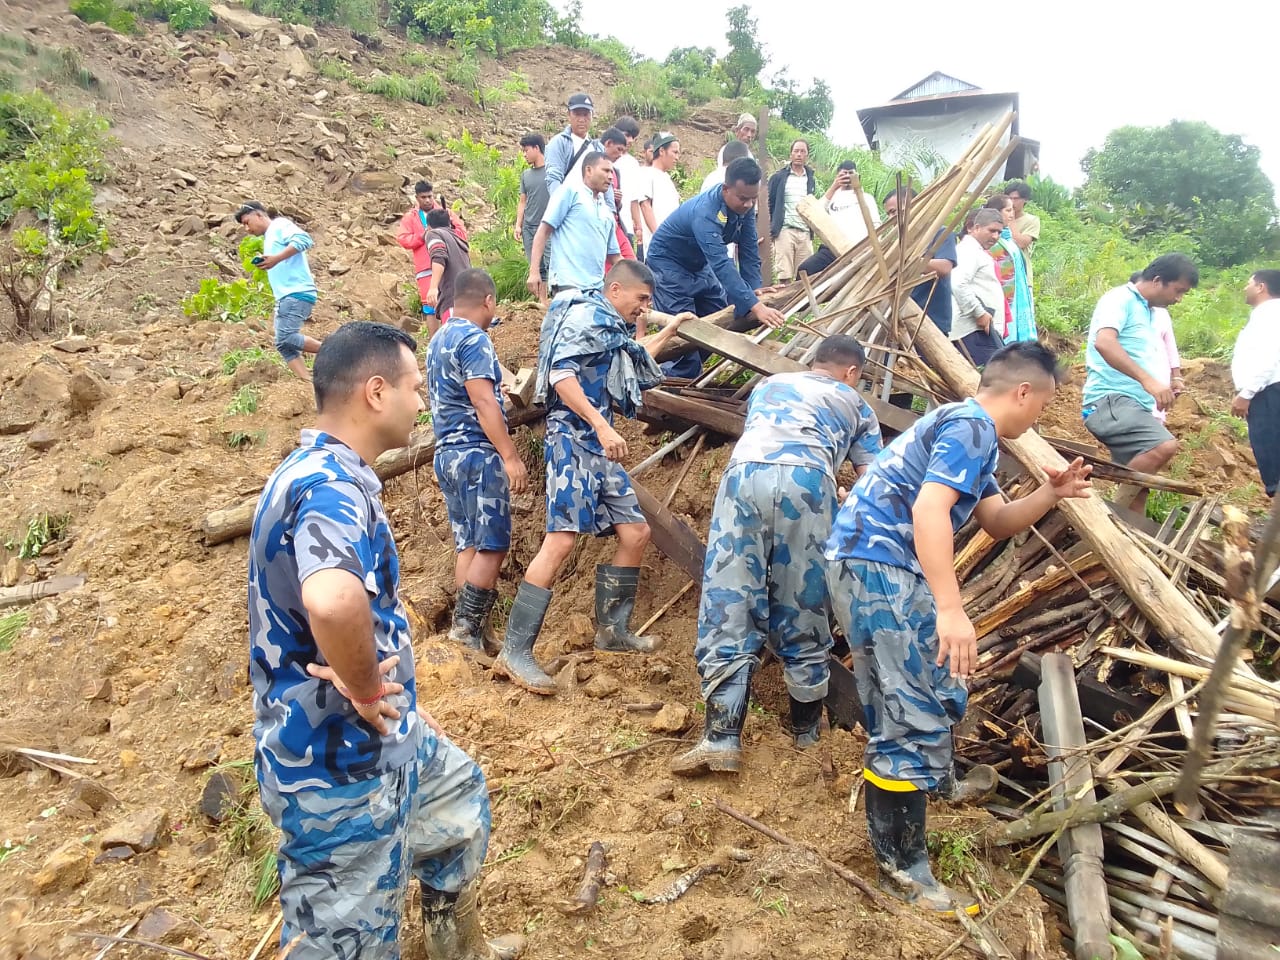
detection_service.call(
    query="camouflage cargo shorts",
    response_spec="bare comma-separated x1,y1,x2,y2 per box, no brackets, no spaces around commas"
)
257,727,491,959
544,431,644,536
826,558,966,791
434,445,512,553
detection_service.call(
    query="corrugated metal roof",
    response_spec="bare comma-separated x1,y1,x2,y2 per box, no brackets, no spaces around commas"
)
893,72,979,101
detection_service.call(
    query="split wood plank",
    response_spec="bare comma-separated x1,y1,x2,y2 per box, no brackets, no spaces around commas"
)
0,574,87,609
632,478,705,583
642,389,745,438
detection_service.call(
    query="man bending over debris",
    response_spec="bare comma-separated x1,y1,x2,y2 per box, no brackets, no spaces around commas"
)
493,261,689,694
672,336,881,777
428,269,529,650
824,341,1091,917
249,321,523,960
236,201,322,382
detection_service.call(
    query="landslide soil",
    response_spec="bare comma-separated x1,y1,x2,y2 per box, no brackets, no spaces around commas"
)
0,5,1264,960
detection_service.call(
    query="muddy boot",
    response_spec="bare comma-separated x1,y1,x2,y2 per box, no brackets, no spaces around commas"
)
864,779,979,917
670,668,751,776
421,881,527,960
939,763,999,804
449,582,498,651
492,581,557,695
594,564,660,653
789,694,823,750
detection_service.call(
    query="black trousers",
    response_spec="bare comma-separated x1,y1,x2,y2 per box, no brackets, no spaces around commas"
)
1247,381,1280,496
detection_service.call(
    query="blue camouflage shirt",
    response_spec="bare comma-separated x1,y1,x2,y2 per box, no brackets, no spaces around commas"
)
249,430,422,793
427,317,503,450
729,371,881,480
547,349,613,455
825,399,1000,576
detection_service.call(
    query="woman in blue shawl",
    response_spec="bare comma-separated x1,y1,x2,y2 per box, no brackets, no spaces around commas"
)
984,194,1037,342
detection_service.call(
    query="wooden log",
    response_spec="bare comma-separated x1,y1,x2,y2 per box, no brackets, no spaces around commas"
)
201,409,546,546
669,317,806,377
1037,653,1113,960
632,479,705,582
641,389,745,438
0,574,87,609
508,367,536,408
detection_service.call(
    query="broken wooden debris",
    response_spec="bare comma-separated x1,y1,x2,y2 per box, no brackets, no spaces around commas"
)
558,841,608,916
0,574,87,610
631,479,705,583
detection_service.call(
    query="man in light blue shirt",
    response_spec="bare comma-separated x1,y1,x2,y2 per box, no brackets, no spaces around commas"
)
526,152,619,303
1081,253,1197,508
237,201,322,381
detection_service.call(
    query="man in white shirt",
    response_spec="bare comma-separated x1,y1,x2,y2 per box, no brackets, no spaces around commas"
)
716,113,758,166
627,137,654,260
638,133,681,251
949,210,1007,367
611,116,642,248
1231,268,1280,497
798,160,881,277
701,139,752,194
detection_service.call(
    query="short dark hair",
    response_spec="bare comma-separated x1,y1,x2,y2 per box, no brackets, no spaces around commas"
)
453,268,496,306
606,259,654,290
601,126,627,147
836,159,857,173
979,340,1063,390
984,194,1012,211
725,157,762,188
414,180,432,194
518,133,545,151
882,186,918,205
1253,269,1280,297
581,150,609,172
970,209,1004,230
791,138,810,150
1005,180,1032,200
1140,253,1199,288
1128,271,1142,284
425,208,451,228
235,200,267,223
814,334,865,368
721,140,751,166
613,115,640,138
313,322,417,413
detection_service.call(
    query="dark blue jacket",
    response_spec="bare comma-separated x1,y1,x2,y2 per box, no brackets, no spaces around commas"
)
647,185,763,317
767,165,815,238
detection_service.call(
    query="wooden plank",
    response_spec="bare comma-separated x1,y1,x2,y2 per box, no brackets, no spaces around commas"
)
671,317,806,377
509,367,535,408
0,574,87,610
1217,836,1280,959
632,479,705,583
642,389,745,438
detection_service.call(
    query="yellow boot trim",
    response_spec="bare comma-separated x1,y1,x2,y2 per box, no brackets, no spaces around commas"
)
863,769,920,792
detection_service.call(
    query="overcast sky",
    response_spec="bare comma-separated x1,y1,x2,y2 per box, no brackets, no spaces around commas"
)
564,0,1279,194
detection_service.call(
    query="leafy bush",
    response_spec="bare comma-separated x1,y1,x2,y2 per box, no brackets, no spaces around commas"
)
390,0,563,54
69,0,138,33
134,0,212,31
246,0,379,33
184,277,272,323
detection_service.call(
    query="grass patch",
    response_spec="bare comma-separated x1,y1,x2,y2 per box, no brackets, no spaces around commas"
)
927,828,988,889
0,610,29,652
216,770,281,910
356,71,444,107
226,385,261,416
226,430,266,449
6,513,70,560
221,346,278,375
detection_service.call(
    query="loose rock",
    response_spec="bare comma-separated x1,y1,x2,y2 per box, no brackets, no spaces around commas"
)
582,672,620,699
97,806,169,853
31,839,92,894
648,703,692,734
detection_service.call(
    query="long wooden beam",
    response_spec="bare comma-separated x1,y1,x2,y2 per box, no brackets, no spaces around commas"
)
632,479,705,582
642,389,745,438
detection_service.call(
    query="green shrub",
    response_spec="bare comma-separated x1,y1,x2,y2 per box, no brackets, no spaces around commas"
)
135,0,212,31
612,63,686,122
246,0,379,33
356,71,444,106
390,0,562,54
69,0,138,33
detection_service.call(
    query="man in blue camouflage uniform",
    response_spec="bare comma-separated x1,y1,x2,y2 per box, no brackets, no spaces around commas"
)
427,269,529,651
493,260,691,694
823,341,1091,917
671,336,880,777
249,321,523,960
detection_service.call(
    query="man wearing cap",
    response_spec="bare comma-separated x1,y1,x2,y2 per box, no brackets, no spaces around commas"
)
526,152,620,303
717,113,758,165
637,133,681,252
546,93,605,195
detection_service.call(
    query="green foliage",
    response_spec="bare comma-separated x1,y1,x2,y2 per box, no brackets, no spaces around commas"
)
719,4,766,97
926,829,984,886
226,385,262,415
245,0,379,33
184,243,274,326
355,70,444,106
772,74,833,134
7,513,70,560
1082,120,1278,269
221,345,278,374
69,0,137,33
0,610,29,652
134,0,212,31
389,0,564,55
612,62,687,122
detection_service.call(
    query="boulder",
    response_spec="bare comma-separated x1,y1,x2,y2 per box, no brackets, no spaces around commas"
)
67,368,110,416
98,806,169,853
210,3,275,37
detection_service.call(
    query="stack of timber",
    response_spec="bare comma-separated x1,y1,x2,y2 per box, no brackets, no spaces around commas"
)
636,113,1280,959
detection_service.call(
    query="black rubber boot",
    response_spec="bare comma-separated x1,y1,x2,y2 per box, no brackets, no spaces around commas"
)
594,564,659,653
421,881,526,960
492,581,557,695
939,763,999,804
670,667,752,776
864,779,979,916
448,582,498,651
789,695,823,749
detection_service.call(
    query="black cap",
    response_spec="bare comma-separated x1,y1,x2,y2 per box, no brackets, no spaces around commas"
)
567,92,594,112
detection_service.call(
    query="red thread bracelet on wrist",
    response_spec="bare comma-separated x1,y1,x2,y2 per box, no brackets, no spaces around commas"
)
352,685,384,707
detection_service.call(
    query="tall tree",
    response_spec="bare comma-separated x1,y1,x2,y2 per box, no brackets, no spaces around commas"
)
718,4,766,97
1082,120,1278,268
774,77,833,134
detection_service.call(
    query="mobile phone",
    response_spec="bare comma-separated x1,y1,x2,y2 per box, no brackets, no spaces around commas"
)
251,255,266,266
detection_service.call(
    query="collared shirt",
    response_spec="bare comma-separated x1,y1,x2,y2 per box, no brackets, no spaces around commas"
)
950,233,1006,341
544,127,603,194
826,399,1000,576
263,216,317,303
426,318,503,450
911,229,958,334
1232,298,1280,399
647,185,762,317
729,371,881,480
543,183,619,292
1083,283,1164,411
249,430,422,793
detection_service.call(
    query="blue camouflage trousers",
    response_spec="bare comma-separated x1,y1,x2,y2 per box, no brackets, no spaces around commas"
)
434,445,512,553
695,462,837,703
545,431,645,535
826,558,966,791
257,727,491,960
